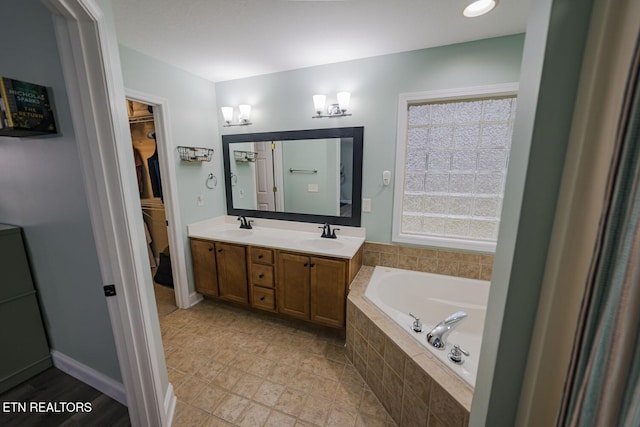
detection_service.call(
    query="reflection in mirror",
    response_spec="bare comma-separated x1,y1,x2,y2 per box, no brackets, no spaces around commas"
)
223,127,363,227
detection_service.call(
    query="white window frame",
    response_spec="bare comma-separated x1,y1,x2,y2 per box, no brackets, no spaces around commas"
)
392,83,519,253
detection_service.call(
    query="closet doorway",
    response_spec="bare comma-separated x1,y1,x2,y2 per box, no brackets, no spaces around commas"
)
127,98,177,318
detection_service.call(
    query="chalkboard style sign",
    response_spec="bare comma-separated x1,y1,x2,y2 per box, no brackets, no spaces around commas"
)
0,77,57,137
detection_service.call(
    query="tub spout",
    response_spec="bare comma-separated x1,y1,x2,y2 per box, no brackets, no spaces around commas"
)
426,311,467,349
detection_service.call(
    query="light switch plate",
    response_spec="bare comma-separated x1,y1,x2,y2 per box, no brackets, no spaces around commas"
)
362,198,371,212
196,194,204,207
308,183,319,192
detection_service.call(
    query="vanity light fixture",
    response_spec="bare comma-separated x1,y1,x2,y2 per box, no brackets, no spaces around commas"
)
463,0,497,17
221,104,252,127
312,92,352,118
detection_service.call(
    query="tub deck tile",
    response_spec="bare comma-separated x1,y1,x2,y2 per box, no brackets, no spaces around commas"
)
346,265,474,425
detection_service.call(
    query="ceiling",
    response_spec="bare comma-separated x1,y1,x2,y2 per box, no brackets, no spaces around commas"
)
111,0,530,83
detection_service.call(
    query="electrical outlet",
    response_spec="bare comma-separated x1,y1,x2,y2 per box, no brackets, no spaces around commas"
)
362,198,371,212
196,194,204,207
308,183,319,192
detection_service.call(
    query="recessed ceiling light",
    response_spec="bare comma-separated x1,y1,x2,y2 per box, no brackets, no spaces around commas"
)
463,0,497,18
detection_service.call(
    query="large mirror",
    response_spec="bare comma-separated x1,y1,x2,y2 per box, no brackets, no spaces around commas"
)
223,127,363,226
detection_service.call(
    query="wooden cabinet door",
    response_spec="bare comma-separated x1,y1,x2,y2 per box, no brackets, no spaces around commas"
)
190,239,218,297
215,242,248,305
310,257,347,328
277,252,310,320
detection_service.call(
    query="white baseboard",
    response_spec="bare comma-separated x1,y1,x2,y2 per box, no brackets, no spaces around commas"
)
188,292,203,307
51,350,127,405
164,382,176,425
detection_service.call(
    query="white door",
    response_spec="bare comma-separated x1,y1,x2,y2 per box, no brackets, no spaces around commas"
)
254,141,276,211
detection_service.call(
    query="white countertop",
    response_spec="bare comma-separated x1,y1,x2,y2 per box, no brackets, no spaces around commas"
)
187,216,366,259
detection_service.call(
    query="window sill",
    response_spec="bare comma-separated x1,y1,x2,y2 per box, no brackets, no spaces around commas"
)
392,232,496,253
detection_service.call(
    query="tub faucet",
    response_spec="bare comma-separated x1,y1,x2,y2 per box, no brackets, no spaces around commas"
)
409,313,423,333
426,311,467,349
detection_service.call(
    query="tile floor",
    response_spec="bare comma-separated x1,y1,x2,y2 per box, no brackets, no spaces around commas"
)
159,299,395,426
151,266,179,318
155,282,178,317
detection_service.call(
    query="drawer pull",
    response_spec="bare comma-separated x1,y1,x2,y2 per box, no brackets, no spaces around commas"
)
259,274,264,278
260,296,265,301
258,254,263,259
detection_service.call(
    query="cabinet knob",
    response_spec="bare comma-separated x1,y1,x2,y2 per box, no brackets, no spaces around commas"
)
258,255,263,259
259,273,264,278
217,249,223,253
310,263,315,267
303,263,308,267
260,296,265,301
208,247,213,252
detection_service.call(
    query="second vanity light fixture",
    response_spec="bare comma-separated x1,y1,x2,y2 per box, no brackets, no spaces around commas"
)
221,104,252,127
312,92,352,118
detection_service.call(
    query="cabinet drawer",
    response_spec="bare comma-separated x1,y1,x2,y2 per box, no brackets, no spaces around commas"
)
251,286,276,311
251,264,274,288
251,247,274,264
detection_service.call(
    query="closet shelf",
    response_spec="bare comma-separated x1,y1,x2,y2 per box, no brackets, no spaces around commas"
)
177,146,214,162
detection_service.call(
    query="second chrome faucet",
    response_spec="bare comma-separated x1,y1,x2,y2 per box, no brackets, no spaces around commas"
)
426,311,468,349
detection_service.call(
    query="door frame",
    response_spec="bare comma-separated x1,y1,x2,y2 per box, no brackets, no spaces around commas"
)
514,0,640,424
43,0,173,425
125,89,190,309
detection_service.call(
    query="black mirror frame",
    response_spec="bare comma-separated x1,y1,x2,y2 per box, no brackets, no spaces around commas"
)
222,126,364,227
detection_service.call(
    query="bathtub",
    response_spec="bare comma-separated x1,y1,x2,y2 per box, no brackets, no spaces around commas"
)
364,266,490,387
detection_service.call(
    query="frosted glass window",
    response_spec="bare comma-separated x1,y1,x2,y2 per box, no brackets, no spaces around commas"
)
408,105,431,125
399,94,516,246
429,126,454,149
403,194,424,213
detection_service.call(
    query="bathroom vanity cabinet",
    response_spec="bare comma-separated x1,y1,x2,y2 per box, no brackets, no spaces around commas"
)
190,239,218,297
214,242,249,305
190,237,362,328
277,253,347,328
248,247,277,312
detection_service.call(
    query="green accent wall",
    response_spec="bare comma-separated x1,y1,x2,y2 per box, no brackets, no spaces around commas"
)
282,138,340,216
470,0,595,425
216,34,525,242
0,0,121,382
230,142,258,210
118,44,224,297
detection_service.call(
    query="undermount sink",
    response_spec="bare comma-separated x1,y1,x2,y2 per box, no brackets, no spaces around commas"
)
219,229,253,238
299,238,345,251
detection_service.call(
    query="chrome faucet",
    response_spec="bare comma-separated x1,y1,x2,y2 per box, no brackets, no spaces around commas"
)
409,313,423,333
426,311,467,349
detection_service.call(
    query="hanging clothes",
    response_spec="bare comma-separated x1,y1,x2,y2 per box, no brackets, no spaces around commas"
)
147,133,163,201
133,147,144,195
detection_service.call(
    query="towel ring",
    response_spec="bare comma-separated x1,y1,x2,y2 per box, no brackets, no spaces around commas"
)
206,173,217,189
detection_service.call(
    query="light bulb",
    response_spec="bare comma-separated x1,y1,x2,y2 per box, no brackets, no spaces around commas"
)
221,107,233,124
337,92,351,113
313,94,326,115
239,104,251,122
